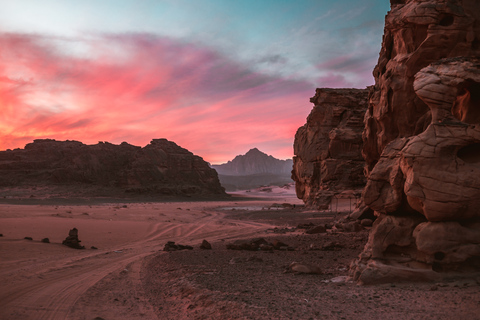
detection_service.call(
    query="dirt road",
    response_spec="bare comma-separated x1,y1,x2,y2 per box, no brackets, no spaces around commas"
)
0,200,279,320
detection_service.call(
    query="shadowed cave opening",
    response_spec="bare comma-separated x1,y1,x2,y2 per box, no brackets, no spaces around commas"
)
434,251,445,261
452,79,480,123
457,143,480,163
439,14,454,27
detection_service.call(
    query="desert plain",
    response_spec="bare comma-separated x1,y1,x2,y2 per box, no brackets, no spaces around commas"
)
0,187,479,320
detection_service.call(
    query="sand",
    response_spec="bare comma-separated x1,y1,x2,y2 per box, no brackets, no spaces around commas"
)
1,188,479,319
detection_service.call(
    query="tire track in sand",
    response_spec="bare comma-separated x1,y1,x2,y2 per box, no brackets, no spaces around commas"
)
0,206,274,320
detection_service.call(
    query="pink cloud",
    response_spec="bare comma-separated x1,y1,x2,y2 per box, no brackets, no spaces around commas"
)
0,33,313,163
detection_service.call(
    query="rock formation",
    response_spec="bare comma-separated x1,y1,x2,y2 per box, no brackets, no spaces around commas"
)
351,0,480,284
292,88,369,208
62,228,85,249
363,0,480,173
212,148,293,191
0,138,226,198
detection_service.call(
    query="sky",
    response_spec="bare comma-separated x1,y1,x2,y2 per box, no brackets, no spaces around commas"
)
0,0,390,164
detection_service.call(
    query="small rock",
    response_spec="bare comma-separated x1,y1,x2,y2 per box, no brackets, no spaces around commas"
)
41,238,50,243
163,241,193,251
0,234,3,237
305,225,326,234
226,238,268,251
200,239,212,250
289,262,323,274
322,241,342,251
24,237,33,240
229,257,245,264
272,239,289,249
430,285,438,291
91,246,98,250
297,222,315,229
341,221,363,232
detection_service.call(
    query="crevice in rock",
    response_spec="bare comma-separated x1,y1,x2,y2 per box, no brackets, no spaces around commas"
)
413,25,428,50
439,14,454,27
434,251,445,261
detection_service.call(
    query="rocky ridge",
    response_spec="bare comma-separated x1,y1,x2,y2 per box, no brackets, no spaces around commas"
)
0,138,226,199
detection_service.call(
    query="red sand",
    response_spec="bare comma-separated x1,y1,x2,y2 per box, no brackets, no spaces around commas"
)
1,192,478,319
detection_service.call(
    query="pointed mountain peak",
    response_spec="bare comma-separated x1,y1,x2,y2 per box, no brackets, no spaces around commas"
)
245,147,264,155
212,148,293,176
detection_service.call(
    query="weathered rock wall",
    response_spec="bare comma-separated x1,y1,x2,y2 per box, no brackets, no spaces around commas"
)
0,138,226,198
292,88,368,208
363,0,480,172
351,0,480,284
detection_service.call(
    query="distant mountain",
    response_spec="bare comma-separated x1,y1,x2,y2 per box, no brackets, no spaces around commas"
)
212,148,293,176
211,148,293,191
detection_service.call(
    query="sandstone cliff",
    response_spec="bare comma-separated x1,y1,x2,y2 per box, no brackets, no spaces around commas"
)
0,138,226,199
292,88,368,208
351,0,480,284
363,0,480,172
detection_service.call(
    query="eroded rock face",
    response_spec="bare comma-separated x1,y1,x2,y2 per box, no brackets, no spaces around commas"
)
292,88,368,208
352,58,480,284
0,138,225,198
352,0,480,284
363,0,480,172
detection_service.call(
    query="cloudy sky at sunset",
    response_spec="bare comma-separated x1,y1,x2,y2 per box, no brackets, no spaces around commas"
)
0,0,390,164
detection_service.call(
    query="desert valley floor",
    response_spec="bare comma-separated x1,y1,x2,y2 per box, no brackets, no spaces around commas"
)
0,188,479,320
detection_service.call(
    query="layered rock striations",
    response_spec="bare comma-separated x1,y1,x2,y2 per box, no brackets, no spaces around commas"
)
0,138,226,198
292,88,369,208
351,0,480,284
363,0,480,172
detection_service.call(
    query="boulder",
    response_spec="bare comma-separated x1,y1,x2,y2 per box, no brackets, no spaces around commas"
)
305,225,327,234
414,221,480,268
62,228,85,249
163,241,193,251
200,239,212,250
